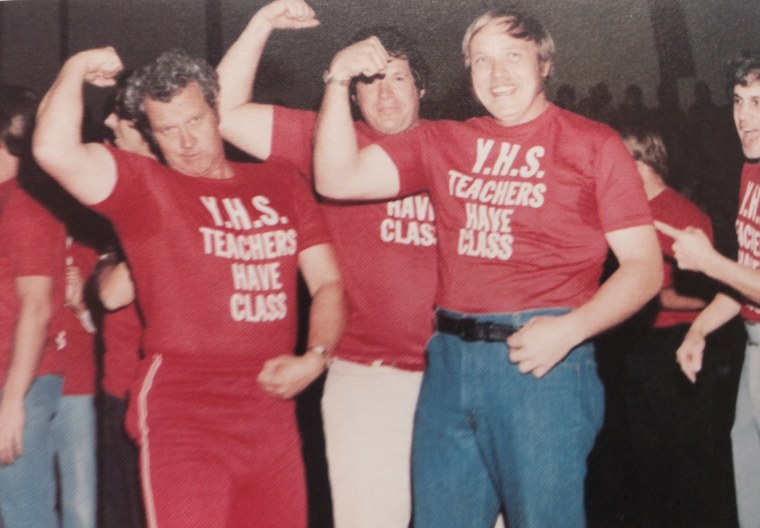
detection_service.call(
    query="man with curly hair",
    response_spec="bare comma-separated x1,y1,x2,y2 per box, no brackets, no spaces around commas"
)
34,47,346,528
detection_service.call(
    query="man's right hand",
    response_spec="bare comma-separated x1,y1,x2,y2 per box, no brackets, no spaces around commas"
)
257,0,319,31
675,330,706,383
0,399,25,465
327,37,391,83
71,47,123,88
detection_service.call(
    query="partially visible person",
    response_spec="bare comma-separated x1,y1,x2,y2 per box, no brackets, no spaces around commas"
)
51,236,99,528
34,46,345,528
0,85,67,527
95,76,149,528
312,6,662,528
656,52,760,528
620,126,718,528
217,2,437,526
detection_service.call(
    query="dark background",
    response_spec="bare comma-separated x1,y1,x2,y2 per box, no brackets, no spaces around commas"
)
2,0,760,116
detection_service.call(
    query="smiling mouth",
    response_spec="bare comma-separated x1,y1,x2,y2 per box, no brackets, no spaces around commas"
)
741,129,760,143
491,85,516,96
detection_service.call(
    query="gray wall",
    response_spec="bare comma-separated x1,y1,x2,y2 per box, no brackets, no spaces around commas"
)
1,0,759,117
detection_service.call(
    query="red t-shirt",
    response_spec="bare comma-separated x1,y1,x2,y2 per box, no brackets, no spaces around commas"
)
101,303,142,399
649,188,713,327
736,162,760,322
378,104,653,313
272,106,437,369
55,239,99,394
92,148,331,361
0,179,66,384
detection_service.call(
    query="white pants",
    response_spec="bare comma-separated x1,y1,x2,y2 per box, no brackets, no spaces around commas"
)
322,359,423,528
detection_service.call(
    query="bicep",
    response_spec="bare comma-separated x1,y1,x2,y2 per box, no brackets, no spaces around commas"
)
351,145,401,200
40,142,117,205
219,103,274,160
606,224,661,265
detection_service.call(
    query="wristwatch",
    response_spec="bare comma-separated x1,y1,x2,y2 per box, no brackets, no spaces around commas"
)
307,344,330,367
322,70,350,87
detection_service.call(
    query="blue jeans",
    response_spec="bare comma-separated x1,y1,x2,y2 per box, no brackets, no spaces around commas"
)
412,308,604,528
0,375,63,528
53,395,97,528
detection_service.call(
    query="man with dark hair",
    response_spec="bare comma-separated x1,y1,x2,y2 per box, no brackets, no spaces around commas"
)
95,71,152,528
313,5,662,527
217,1,436,526
34,46,346,527
657,52,760,527
0,85,67,528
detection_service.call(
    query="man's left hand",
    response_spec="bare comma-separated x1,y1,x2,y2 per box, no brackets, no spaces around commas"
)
506,315,578,378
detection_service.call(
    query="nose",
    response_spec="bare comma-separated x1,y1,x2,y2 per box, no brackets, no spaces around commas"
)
377,77,393,99
492,59,510,80
178,125,196,150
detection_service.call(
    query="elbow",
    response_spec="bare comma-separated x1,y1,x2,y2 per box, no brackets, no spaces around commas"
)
313,170,351,200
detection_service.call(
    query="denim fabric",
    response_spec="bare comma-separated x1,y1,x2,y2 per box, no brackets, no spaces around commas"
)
53,395,97,528
412,308,604,528
732,322,760,528
0,375,63,528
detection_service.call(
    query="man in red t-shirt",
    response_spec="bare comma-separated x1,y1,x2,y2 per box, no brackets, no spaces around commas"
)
216,2,437,526
35,47,346,528
619,127,718,527
0,85,67,528
656,53,760,527
313,6,662,528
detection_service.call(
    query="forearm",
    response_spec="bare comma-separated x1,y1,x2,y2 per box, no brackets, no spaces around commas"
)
305,280,346,359
566,256,663,346
659,287,707,311
217,11,274,114
686,292,742,339
700,252,760,305
34,54,88,173
313,82,362,198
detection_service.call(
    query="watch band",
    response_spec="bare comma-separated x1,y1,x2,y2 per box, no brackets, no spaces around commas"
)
322,70,351,87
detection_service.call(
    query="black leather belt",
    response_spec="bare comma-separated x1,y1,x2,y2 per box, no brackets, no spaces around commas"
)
436,312,519,342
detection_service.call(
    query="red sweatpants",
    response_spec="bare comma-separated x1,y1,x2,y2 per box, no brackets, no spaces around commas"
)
127,354,307,528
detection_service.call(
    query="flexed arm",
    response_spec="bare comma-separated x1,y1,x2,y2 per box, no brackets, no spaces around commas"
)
34,47,122,205
313,37,402,200
217,0,318,159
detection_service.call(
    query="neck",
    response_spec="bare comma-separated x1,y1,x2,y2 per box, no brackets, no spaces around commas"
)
643,174,667,200
0,150,19,184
